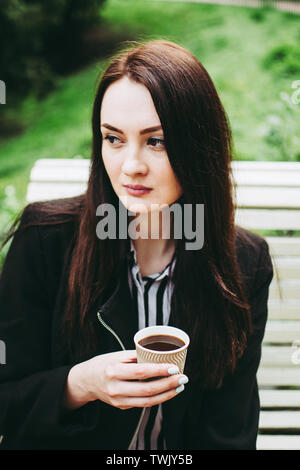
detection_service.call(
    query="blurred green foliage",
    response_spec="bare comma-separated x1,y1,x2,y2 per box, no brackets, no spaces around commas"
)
0,0,107,104
0,185,22,266
263,43,300,77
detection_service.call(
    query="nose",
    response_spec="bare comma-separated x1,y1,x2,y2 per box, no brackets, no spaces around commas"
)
121,145,148,177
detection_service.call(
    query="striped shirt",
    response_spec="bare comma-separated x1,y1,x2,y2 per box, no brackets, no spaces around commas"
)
127,240,176,450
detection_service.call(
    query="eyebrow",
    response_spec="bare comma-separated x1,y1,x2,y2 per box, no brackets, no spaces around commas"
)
101,123,162,135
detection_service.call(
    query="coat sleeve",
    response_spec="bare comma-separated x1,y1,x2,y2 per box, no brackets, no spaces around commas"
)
0,206,100,446
188,238,274,450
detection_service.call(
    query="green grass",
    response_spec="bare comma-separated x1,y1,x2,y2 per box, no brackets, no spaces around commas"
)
0,65,101,202
0,0,300,219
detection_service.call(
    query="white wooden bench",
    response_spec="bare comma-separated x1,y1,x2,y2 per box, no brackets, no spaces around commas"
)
26,158,300,450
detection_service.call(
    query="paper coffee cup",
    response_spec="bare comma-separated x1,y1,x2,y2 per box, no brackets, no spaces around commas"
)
134,325,190,374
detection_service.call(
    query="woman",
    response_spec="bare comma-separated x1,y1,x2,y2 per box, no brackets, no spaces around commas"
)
0,39,273,450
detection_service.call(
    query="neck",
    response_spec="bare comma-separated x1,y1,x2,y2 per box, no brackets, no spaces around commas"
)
128,206,174,238
129,208,176,275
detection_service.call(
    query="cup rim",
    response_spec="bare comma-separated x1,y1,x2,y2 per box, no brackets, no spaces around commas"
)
134,325,190,354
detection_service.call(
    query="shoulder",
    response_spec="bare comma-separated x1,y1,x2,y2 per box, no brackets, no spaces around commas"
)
234,225,269,260
234,225,274,298
19,196,83,226
18,196,82,239
8,197,83,264
1,197,83,297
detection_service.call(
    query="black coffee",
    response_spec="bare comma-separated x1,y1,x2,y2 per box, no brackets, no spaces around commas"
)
138,334,185,352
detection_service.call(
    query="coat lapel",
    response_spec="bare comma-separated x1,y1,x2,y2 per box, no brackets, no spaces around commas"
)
97,259,138,352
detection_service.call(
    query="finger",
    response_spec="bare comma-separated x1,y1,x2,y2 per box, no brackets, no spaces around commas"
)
100,350,137,361
107,363,179,383
120,350,137,363
116,383,185,408
111,361,180,381
119,371,187,397
105,350,137,363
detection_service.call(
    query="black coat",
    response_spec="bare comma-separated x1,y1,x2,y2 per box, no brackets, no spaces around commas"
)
0,202,273,450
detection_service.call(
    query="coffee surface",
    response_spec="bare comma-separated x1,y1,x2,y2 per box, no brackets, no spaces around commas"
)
138,334,185,351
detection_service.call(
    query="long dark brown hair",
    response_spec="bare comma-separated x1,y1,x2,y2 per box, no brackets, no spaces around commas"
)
2,39,252,388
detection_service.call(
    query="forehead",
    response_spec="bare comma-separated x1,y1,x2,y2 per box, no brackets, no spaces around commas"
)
100,76,161,129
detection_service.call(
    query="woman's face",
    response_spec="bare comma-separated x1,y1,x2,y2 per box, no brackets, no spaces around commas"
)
100,76,183,214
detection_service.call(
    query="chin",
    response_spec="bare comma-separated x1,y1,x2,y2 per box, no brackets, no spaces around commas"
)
119,195,151,214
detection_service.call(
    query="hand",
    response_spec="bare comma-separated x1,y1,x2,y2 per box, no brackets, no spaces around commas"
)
63,349,188,410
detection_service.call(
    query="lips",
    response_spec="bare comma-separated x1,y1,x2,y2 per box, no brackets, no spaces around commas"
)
125,184,152,190
124,185,153,197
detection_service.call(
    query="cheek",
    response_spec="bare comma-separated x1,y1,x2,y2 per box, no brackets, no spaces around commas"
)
158,163,183,200
102,153,120,182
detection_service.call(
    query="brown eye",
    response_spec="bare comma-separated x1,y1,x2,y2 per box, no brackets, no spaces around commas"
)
104,135,120,145
148,137,165,149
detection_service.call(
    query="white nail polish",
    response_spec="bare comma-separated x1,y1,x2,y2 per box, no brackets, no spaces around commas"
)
176,384,185,393
178,376,189,385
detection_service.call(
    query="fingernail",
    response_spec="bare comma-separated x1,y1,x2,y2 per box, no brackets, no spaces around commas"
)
168,366,179,375
176,384,185,393
178,376,189,385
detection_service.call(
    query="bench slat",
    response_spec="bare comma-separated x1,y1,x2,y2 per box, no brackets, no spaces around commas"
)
261,346,296,367
257,368,300,386
235,186,300,209
233,169,300,185
26,182,87,202
259,411,300,429
269,279,300,299
263,321,300,343
268,299,300,320
30,158,89,168
235,209,300,230
232,167,300,186
266,237,300,257
257,435,300,450
259,390,300,408
271,257,300,279
30,167,90,182
231,160,300,173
